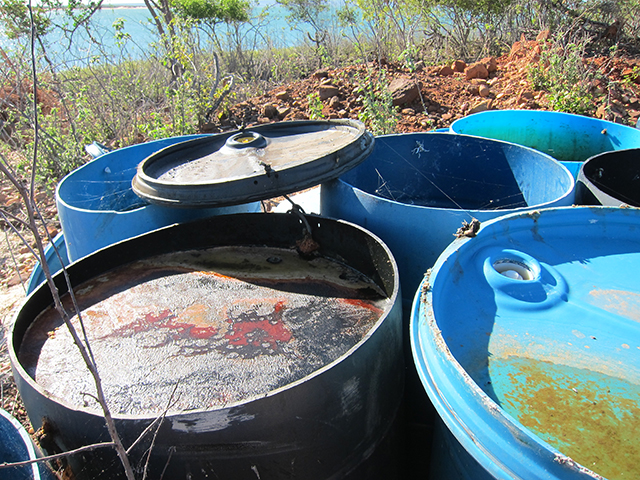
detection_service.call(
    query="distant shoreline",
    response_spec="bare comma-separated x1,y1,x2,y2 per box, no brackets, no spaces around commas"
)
101,4,146,9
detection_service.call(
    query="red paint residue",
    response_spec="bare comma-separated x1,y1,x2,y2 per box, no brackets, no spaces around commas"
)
146,310,173,323
225,301,292,350
127,309,175,333
103,307,219,340
189,326,218,339
340,298,383,314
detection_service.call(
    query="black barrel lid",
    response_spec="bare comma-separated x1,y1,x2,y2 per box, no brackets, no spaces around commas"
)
132,119,374,208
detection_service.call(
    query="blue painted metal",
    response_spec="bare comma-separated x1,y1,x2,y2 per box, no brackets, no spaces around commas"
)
56,135,261,261
449,110,640,180
576,148,640,207
321,132,575,308
25,233,69,295
0,408,55,480
411,206,640,480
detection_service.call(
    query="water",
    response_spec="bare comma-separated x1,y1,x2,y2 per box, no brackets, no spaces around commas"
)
0,2,335,68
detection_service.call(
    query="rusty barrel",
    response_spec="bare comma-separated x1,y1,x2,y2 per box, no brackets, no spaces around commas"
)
10,213,403,480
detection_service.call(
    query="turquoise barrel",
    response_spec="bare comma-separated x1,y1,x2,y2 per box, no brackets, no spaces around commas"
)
449,110,640,179
412,206,640,480
56,135,261,262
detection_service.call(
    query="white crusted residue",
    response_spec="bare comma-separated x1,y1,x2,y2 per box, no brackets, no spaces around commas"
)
554,453,605,479
171,411,255,433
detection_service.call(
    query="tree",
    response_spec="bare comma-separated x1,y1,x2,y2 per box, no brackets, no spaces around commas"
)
277,0,330,67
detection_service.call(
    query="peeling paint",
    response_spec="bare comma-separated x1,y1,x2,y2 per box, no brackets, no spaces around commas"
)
171,411,256,433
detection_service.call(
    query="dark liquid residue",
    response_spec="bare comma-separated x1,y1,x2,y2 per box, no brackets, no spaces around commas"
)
19,246,390,416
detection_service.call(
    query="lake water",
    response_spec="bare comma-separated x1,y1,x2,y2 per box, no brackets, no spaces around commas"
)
1,2,334,68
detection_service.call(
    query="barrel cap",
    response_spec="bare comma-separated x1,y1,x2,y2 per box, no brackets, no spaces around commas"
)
132,120,374,208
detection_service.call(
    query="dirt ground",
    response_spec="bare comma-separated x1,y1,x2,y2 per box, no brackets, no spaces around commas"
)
1,32,640,474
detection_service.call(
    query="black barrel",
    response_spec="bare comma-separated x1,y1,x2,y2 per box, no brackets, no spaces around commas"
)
10,213,403,480
576,148,640,206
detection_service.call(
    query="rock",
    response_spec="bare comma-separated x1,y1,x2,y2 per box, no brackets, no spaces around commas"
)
263,104,278,118
469,100,492,114
277,106,291,117
401,108,416,115
329,96,343,109
275,90,290,101
414,61,426,71
465,63,489,81
388,78,420,106
319,84,340,100
478,85,491,97
313,69,330,79
6,272,22,287
536,29,551,42
441,112,453,121
438,65,454,76
516,90,534,105
452,60,466,72
509,41,524,57
467,85,480,96
482,57,498,73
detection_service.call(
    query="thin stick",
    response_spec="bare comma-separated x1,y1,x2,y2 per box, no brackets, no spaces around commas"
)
0,442,116,470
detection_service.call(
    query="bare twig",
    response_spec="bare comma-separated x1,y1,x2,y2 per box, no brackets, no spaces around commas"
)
0,442,116,470
141,382,180,480
2,2,140,479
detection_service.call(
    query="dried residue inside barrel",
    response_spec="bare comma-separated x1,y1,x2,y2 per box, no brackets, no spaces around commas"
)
19,246,391,416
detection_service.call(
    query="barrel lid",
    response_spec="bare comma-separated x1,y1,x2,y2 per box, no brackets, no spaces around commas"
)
132,120,374,207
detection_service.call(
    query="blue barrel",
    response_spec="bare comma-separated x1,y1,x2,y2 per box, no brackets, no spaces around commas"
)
56,135,261,262
576,148,640,207
449,110,640,179
412,206,640,480
0,408,55,480
320,132,575,309
25,234,69,295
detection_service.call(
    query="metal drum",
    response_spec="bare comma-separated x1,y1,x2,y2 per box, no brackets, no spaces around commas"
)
576,148,640,207
0,408,55,480
450,110,640,179
10,213,403,480
12,121,404,480
412,206,640,480
56,135,261,263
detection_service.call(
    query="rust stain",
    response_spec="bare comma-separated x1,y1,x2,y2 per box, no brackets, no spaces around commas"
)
339,297,383,314
224,299,293,351
588,288,640,323
19,246,391,415
491,356,640,480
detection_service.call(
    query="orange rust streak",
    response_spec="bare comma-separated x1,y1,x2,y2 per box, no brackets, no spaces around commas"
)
340,298,383,314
